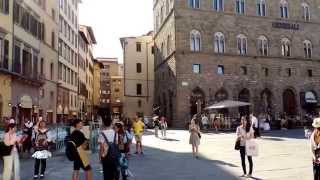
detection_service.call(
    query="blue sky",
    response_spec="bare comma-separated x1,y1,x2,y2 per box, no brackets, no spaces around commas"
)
79,0,154,62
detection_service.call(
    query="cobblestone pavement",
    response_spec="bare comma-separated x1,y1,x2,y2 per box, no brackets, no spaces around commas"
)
0,129,312,180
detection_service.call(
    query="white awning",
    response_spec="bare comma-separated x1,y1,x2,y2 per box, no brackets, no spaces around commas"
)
305,91,317,103
205,100,251,110
20,95,32,108
57,105,63,114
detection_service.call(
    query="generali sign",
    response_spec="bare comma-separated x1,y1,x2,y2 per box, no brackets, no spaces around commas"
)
272,22,300,30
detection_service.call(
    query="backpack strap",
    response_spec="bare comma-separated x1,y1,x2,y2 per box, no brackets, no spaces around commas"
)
101,132,110,145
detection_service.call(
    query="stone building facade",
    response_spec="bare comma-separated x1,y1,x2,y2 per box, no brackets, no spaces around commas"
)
154,0,320,127
78,25,96,121
120,32,155,119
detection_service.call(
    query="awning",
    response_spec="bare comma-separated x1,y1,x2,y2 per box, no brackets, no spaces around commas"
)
306,91,317,103
57,105,63,114
20,95,32,108
46,109,53,113
205,100,251,110
63,107,69,115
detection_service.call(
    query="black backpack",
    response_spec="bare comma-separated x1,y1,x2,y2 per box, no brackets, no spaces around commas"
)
0,141,13,157
65,140,78,161
101,132,120,164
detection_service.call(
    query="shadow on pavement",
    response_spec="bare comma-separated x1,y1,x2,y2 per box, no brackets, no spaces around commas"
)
260,137,285,141
261,129,306,140
160,138,180,142
129,144,240,180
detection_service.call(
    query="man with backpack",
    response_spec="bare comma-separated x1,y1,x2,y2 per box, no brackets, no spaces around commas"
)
66,119,93,180
98,117,120,180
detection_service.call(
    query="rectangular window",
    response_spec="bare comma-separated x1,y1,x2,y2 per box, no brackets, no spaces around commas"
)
217,65,224,75
51,9,55,20
0,39,9,69
192,64,201,74
136,42,142,52
136,63,142,73
286,68,291,77
308,69,313,77
58,62,62,80
241,66,247,75
262,67,269,77
50,63,54,80
0,39,3,66
151,46,155,54
13,2,20,23
40,58,44,75
13,45,21,73
33,54,38,79
51,32,55,48
0,0,9,14
137,84,142,95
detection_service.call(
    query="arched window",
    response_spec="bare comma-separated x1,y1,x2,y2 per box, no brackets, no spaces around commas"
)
237,34,247,55
257,35,268,56
167,35,171,55
303,40,312,59
302,3,310,21
190,30,201,52
280,0,288,18
189,0,200,9
214,32,225,53
257,0,266,16
281,38,291,57
213,0,223,11
236,0,245,14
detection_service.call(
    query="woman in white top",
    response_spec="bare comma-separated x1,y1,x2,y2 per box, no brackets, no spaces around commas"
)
3,122,21,180
189,118,200,158
310,118,320,180
236,116,254,178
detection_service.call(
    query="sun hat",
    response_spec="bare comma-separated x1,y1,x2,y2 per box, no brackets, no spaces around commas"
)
312,118,320,128
9,118,15,124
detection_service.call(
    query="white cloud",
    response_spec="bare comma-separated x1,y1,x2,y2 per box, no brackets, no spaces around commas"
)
79,0,154,62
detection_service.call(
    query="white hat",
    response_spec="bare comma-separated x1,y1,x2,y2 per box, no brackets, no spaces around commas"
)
312,118,320,128
9,118,15,124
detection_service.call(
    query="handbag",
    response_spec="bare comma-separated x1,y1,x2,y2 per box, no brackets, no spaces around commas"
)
198,132,201,139
0,141,13,157
245,139,259,156
234,139,240,151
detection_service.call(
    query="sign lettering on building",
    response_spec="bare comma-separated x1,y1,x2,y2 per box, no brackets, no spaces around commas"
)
272,22,300,30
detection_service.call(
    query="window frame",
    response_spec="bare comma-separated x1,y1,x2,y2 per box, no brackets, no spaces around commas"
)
302,3,310,21
214,32,225,54
236,0,245,14
192,64,201,74
281,38,291,57
303,40,312,59
237,34,247,55
213,0,224,11
189,0,200,9
257,35,268,56
190,30,201,52
280,0,289,18
256,0,266,16
217,65,224,75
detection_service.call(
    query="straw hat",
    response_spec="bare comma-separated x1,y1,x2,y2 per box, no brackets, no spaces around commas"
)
312,118,320,128
9,118,15,124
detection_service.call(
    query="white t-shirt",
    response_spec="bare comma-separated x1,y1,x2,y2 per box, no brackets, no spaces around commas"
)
98,129,116,144
236,126,254,146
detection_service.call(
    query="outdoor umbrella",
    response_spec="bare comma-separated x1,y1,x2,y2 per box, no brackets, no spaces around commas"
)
204,100,251,110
